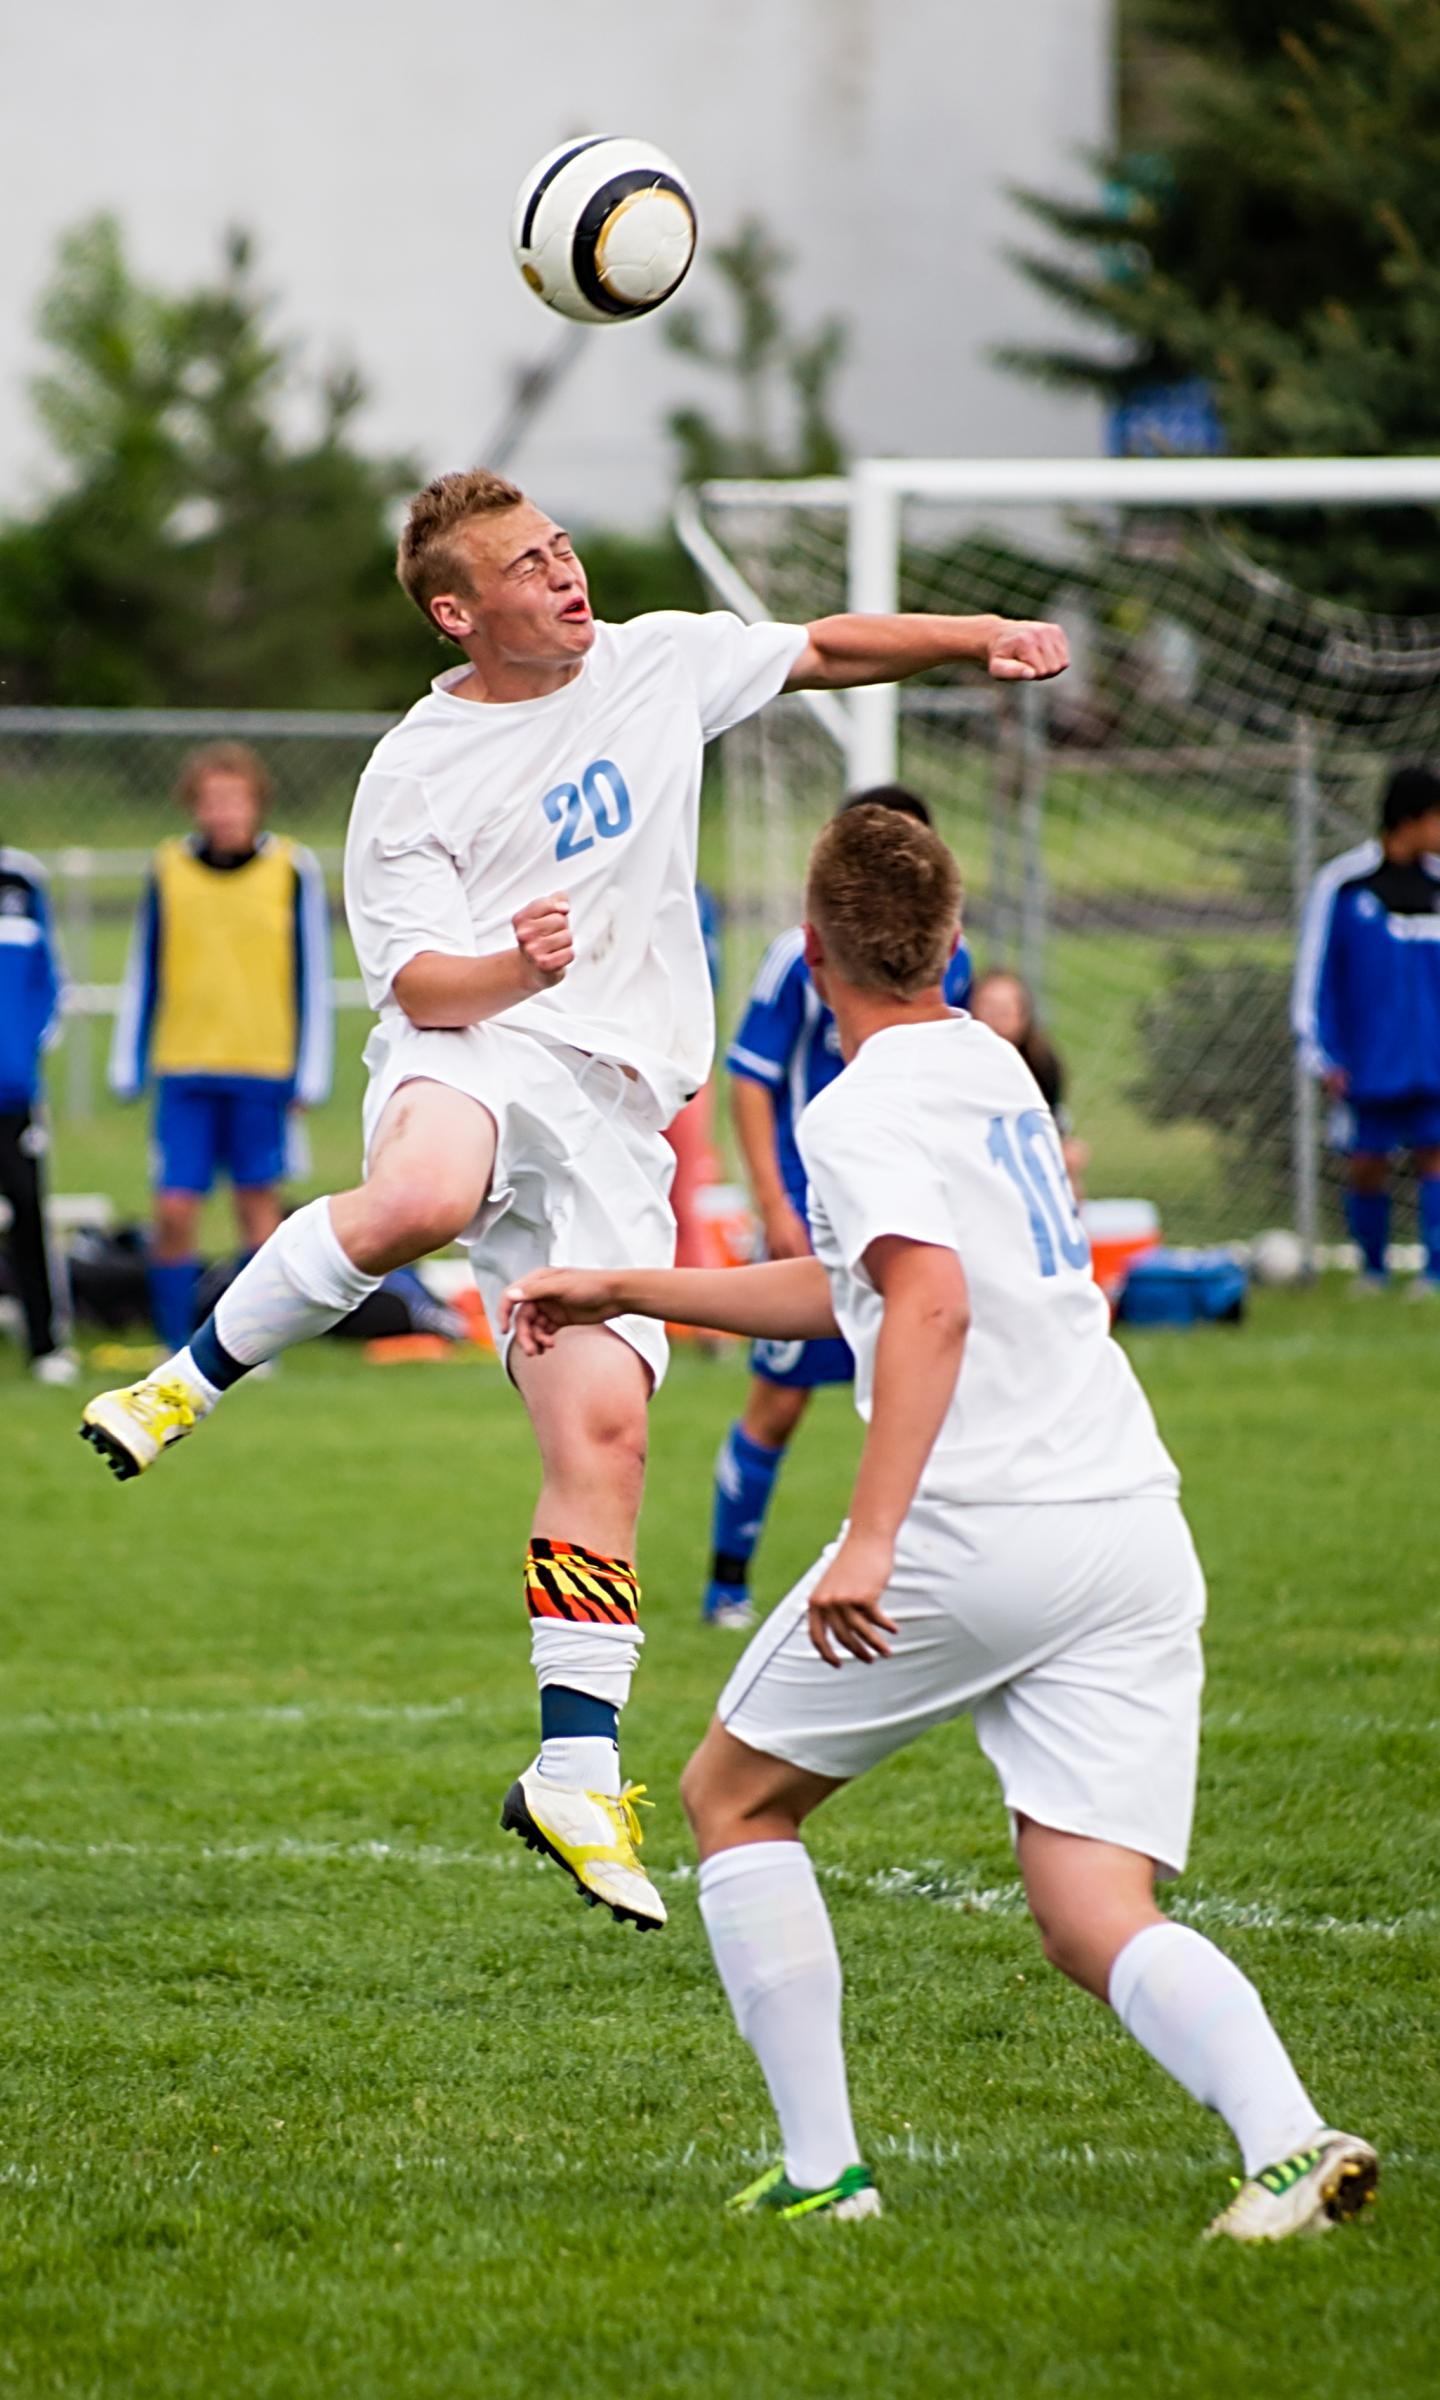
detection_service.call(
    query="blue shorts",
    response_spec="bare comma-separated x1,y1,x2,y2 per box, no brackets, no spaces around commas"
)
154,1075,294,1195
1330,1094,1440,1158
750,1332,855,1390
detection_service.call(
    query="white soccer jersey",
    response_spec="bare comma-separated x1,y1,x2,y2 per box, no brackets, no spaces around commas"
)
798,1017,1179,1506
343,611,807,1117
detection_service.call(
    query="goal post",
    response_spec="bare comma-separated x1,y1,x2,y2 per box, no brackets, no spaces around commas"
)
676,456,1440,1255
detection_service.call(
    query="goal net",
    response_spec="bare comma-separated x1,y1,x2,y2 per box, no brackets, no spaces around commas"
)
678,458,1440,1251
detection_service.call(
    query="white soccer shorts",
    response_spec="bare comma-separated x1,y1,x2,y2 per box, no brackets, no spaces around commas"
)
717,1493,1207,1878
360,1017,677,1387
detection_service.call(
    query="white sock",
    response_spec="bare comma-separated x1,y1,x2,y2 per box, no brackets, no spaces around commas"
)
535,1736,621,1797
211,1199,382,1370
699,1841,860,2190
1109,1921,1323,2176
169,1346,222,1409
529,1620,644,1713
530,1620,642,1800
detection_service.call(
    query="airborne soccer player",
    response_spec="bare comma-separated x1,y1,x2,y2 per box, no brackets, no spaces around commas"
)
504,805,1377,2240
80,467,1067,1933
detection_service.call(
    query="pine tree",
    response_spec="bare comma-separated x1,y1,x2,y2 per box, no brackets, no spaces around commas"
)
0,219,438,706
1005,0,1440,610
664,219,847,485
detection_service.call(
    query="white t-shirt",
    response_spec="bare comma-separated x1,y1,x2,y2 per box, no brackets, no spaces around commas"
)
343,611,808,1117
798,1017,1179,1506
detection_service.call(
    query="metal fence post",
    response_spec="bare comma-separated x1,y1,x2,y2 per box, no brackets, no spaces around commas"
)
60,848,95,1122
1019,684,1048,1008
1292,716,1319,1271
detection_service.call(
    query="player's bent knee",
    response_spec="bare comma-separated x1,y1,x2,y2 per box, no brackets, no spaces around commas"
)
1035,1907,1154,2000
678,1747,710,1838
679,1736,747,1850
368,1178,479,1260
569,1397,648,1486
1036,1920,1083,1980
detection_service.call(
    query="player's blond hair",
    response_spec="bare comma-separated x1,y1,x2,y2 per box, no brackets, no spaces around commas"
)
396,468,526,629
174,740,273,817
805,804,962,998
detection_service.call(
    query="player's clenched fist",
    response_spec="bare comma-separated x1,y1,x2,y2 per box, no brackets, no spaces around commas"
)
514,893,574,989
985,620,1069,683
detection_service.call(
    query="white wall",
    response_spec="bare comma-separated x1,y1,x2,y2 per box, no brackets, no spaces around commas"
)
0,0,1111,527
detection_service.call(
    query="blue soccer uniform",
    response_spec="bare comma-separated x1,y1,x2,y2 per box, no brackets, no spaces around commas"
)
704,926,971,1620
1293,835,1440,1283
0,846,71,1369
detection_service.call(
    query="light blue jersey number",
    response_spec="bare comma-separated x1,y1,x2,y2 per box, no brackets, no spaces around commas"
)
987,1107,1089,1278
542,758,633,861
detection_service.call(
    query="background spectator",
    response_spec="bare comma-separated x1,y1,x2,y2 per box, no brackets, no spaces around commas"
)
109,743,333,1351
971,967,1089,1197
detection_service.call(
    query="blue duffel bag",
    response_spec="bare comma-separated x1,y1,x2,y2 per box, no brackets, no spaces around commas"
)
1115,1246,1249,1327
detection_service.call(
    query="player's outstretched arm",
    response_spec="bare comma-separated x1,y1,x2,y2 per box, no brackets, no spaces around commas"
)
785,612,1068,692
806,1236,969,1669
392,896,574,1029
501,1257,838,1357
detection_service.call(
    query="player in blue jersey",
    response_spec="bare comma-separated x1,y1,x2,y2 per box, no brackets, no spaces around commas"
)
1292,763,1440,1293
703,788,971,1628
0,845,74,1383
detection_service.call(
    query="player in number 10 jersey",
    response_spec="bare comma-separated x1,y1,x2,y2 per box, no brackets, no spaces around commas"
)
504,804,1376,2241
81,465,1069,1933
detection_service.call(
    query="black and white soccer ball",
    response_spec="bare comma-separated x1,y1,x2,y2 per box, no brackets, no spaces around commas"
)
511,136,697,325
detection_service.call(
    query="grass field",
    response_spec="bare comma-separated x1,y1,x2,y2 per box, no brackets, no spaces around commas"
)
2,1283,1437,2398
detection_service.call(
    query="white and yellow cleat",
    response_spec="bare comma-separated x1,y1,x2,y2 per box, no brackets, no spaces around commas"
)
1204,2130,1378,2244
79,1374,208,1482
499,1766,666,1931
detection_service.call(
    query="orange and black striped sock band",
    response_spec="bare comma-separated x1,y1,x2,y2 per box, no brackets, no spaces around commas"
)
525,1539,640,1627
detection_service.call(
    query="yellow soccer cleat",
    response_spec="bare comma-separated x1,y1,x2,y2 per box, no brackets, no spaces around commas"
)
499,1767,666,1930
79,1375,208,1482
1204,2130,1378,2244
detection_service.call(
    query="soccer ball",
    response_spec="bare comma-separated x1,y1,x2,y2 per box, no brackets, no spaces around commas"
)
1250,1228,1306,1287
511,136,697,324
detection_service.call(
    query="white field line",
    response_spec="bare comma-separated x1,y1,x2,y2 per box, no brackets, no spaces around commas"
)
0,1697,1433,1742
0,1831,516,1873
0,1829,1434,1942
819,1859,1440,1943
0,1697,479,1738
1,2136,1433,2191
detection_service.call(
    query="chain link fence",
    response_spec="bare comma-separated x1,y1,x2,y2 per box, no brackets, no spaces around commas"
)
7,587,1437,1250
691,482,1440,1246
0,708,393,1125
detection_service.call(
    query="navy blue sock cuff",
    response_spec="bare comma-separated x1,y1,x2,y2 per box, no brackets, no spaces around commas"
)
189,1315,250,1393
540,1686,619,1743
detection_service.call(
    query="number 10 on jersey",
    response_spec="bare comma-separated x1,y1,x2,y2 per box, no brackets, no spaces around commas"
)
988,1109,1089,1277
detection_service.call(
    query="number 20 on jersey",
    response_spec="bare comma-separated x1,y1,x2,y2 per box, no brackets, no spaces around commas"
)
543,759,633,861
